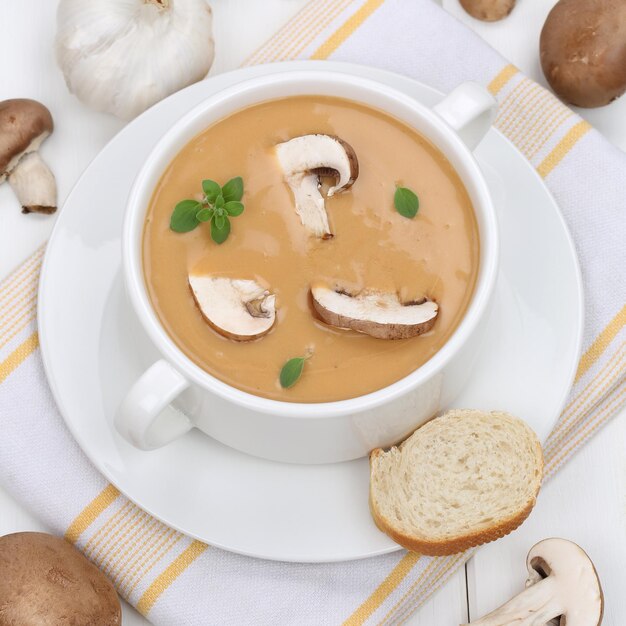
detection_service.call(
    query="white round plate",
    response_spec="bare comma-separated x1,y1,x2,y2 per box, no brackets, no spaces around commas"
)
39,62,583,563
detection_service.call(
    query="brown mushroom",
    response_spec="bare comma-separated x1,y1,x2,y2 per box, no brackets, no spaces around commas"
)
311,282,438,340
0,99,57,213
0,532,121,626
189,273,276,341
465,538,603,626
275,134,359,239
459,0,516,22
540,0,626,108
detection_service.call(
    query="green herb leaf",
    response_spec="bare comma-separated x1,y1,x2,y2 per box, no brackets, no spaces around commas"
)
394,187,419,219
224,201,244,217
202,179,221,204
279,357,307,389
211,215,231,244
222,176,244,202
170,199,202,233
214,213,226,230
196,208,213,223
171,176,244,243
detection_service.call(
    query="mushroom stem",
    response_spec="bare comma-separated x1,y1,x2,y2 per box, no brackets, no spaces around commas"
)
285,172,331,239
466,578,559,625
8,152,57,214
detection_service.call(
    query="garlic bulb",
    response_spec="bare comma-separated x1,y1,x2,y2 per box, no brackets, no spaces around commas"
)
56,0,215,120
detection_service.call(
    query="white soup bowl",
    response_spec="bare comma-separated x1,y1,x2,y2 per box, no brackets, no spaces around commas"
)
116,70,499,464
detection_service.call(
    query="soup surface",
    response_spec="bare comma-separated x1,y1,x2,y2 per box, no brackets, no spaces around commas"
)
143,96,479,402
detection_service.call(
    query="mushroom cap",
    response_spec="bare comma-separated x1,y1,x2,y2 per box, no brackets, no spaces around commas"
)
276,134,359,196
526,538,603,626
311,282,438,340
459,0,516,22
540,0,626,108
0,532,121,626
0,99,53,178
189,275,276,341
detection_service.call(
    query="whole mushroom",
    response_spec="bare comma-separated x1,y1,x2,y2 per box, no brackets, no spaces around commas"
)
0,532,121,625
0,99,57,214
465,538,603,625
540,0,626,108
459,0,516,22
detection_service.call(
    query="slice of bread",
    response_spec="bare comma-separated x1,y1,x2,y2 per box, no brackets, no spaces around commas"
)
369,409,543,556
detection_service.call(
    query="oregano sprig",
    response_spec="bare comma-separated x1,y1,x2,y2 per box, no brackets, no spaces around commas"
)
170,176,244,244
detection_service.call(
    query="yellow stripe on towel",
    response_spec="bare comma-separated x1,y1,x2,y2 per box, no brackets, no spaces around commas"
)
342,552,421,625
311,0,385,60
120,529,181,597
545,379,626,476
283,0,353,62
0,332,39,383
487,64,518,96
576,305,626,382
136,540,208,615
65,483,121,544
0,246,44,301
536,120,591,178
382,553,467,625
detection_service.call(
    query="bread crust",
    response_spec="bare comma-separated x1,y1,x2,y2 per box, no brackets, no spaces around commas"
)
369,411,544,556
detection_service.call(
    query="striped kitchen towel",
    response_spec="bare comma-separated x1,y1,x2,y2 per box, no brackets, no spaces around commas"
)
1,0,625,624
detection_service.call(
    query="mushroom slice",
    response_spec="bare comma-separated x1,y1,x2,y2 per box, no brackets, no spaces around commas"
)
0,99,57,214
466,538,603,626
189,274,276,341
276,134,359,238
311,282,438,340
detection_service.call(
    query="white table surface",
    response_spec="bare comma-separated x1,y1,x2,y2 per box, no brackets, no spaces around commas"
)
1,1,624,624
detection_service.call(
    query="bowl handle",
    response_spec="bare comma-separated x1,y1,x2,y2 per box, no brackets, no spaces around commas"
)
115,360,193,450
433,81,497,150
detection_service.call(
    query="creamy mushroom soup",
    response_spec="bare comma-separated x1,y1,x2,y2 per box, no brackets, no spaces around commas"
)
142,96,479,402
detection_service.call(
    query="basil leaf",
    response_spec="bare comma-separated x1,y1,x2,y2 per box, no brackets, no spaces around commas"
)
196,208,213,223
279,357,306,389
202,179,221,204
215,194,225,209
170,199,201,232
222,176,244,202
211,215,230,244
224,201,244,217
394,187,419,219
